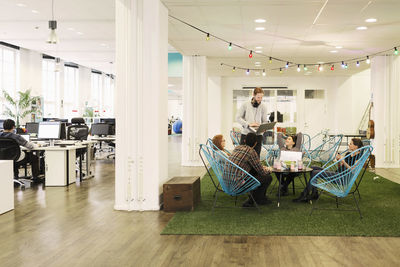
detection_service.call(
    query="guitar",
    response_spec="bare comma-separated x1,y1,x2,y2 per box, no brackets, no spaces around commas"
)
366,102,375,139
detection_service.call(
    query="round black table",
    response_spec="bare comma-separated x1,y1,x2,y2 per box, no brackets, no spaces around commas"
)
272,167,313,207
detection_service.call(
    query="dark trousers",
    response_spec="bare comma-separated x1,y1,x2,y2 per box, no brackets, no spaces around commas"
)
15,152,40,178
303,166,336,195
279,173,298,191
240,134,263,157
249,169,272,201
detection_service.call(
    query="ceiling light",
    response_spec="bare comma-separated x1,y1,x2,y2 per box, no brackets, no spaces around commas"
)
366,56,370,64
297,65,301,72
255,50,262,53
46,0,58,44
168,84,174,87
365,18,377,23
335,46,343,49
77,32,84,35
356,26,368,30
255,27,265,31
254,19,266,23
228,43,232,50
330,50,338,53
31,10,39,13
262,69,266,76
255,46,263,49
246,69,250,75
17,3,27,7
254,62,261,65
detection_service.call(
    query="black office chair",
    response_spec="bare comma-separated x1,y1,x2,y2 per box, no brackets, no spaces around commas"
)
0,137,26,189
67,118,89,141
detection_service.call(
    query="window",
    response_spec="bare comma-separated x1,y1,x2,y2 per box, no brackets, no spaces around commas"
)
305,89,325,99
103,75,114,117
91,72,103,114
0,45,19,116
42,59,60,118
63,66,79,119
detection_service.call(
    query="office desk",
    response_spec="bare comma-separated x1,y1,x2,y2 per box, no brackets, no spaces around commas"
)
0,160,14,214
23,145,85,186
89,136,116,142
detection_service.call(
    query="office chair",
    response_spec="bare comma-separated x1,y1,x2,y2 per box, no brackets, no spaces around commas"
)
67,118,89,177
0,137,27,189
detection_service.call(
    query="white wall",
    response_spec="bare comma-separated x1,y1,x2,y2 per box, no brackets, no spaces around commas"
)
168,99,183,119
220,72,371,146
207,76,222,137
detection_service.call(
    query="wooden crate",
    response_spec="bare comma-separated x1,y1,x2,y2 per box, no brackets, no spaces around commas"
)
163,176,201,212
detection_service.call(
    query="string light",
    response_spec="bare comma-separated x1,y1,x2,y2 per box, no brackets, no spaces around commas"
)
356,61,360,67
318,64,323,71
344,63,348,69
285,62,289,68
279,68,283,74
246,69,250,75
262,69,266,76
228,43,232,50
249,50,253,58
297,65,301,72
395,47,399,55
206,33,210,41
331,65,334,71
232,66,236,72
304,65,308,71
366,56,370,64
341,61,345,68
269,57,272,63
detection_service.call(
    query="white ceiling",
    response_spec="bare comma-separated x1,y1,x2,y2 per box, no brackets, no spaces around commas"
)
1,0,400,77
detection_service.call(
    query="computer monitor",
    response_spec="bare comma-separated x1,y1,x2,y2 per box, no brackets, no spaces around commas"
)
90,123,110,136
43,117,59,122
25,122,39,134
100,118,115,135
38,122,61,139
60,123,67,140
58,119,68,123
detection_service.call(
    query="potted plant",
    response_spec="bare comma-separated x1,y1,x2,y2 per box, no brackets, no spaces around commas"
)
2,89,41,128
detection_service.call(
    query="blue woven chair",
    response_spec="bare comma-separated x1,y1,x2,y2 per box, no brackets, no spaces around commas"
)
302,133,311,151
307,134,343,165
309,145,373,218
199,144,261,211
230,130,241,147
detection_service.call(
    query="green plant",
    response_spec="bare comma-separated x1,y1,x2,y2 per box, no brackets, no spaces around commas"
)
2,89,41,127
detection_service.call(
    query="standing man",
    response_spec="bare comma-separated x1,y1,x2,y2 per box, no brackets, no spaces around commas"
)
236,87,269,156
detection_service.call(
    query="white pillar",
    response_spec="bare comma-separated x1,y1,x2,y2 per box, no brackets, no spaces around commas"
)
207,76,222,138
181,56,208,166
371,56,400,168
115,0,168,211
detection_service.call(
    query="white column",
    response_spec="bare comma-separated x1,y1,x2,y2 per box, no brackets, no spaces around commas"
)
371,56,400,168
181,56,208,166
207,76,222,137
115,0,168,211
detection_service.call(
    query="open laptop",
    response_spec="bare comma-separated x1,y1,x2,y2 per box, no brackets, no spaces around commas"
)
249,121,277,134
20,134,30,142
279,150,303,162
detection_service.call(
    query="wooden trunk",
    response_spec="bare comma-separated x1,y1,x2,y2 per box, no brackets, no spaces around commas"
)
163,176,201,212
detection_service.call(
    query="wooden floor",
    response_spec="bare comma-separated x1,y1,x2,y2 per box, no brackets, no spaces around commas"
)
1,161,400,267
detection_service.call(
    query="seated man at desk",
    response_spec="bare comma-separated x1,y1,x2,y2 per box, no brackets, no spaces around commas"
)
0,119,40,181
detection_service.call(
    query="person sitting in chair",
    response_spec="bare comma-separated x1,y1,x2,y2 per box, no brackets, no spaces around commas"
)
211,134,231,156
276,132,303,196
293,138,364,202
228,132,273,207
0,119,40,181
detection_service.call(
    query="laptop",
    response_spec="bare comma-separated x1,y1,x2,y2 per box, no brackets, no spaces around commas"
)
279,150,302,162
20,134,30,142
249,121,277,134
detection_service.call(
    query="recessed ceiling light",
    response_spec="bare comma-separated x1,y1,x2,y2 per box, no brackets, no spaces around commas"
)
255,46,263,49
255,27,265,31
31,10,39,13
254,19,266,23
335,46,343,49
356,26,368,30
255,50,262,53
77,32,84,35
16,3,27,7
365,18,377,23
67,27,75,31
168,84,174,87
330,50,338,53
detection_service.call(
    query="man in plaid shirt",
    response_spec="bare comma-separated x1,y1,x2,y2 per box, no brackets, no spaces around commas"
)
229,133,273,207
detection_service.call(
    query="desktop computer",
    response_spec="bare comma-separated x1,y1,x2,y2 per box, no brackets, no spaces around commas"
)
90,123,110,136
38,122,61,140
25,122,39,135
100,118,115,135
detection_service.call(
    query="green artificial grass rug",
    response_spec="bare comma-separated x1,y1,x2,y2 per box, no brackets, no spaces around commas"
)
161,171,400,236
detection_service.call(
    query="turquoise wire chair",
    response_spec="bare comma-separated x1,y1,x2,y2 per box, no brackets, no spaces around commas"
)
230,130,241,146
199,144,261,211
302,133,311,151
309,145,373,218
307,134,343,165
